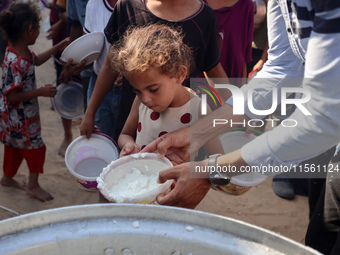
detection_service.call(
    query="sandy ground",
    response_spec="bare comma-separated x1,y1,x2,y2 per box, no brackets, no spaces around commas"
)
0,9,309,246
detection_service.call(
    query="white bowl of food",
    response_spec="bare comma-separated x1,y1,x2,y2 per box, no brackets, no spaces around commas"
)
97,153,173,204
60,32,105,65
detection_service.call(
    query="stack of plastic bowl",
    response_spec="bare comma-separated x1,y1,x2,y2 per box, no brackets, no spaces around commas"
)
65,133,119,191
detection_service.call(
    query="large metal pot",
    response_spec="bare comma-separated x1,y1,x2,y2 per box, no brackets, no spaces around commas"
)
0,204,320,255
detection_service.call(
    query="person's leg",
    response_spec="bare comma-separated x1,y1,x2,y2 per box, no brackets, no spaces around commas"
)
87,72,97,107
308,178,325,218
330,231,340,255
308,146,336,218
272,173,295,199
1,145,25,189
273,146,335,200
306,150,340,254
113,79,135,142
96,84,121,140
81,68,93,111
305,184,338,254
23,145,53,201
59,117,73,157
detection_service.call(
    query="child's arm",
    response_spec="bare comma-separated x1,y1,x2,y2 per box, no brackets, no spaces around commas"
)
6,85,57,104
35,37,70,66
118,97,142,157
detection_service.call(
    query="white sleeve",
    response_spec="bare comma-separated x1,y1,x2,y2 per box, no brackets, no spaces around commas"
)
241,7,340,172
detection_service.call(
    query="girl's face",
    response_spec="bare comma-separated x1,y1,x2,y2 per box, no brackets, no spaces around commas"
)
28,25,40,45
124,66,187,112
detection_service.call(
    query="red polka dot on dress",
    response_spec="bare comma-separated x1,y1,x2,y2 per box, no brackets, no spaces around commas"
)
150,111,160,121
180,113,192,124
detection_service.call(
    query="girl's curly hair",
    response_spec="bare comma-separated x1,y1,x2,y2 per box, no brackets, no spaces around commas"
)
109,24,195,78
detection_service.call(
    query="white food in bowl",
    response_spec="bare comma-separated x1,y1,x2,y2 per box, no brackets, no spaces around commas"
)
97,153,173,203
102,166,161,203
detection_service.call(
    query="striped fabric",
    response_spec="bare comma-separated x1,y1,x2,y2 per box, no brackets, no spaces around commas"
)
281,0,340,62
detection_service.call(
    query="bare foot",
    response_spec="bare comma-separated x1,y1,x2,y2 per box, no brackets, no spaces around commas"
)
1,175,26,190
58,137,72,157
26,186,54,202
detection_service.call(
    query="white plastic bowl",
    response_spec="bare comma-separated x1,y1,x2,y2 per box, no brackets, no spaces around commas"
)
51,81,84,119
218,129,267,195
97,153,173,204
65,133,119,191
60,32,105,65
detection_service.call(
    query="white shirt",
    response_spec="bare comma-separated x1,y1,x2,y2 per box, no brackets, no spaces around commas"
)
83,0,114,74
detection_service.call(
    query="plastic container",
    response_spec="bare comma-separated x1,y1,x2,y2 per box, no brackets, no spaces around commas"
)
217,128,267,195
60,32,104,65
51,81,84,120
65,133,119,191
97,153,173,204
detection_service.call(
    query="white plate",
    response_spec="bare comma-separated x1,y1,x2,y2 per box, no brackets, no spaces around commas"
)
51,81,84,119
60,32,105,65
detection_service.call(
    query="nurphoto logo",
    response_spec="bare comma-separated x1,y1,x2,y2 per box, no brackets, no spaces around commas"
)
200,84,312,128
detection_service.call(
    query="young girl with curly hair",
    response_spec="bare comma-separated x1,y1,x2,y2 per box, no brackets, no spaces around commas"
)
113,24,223,159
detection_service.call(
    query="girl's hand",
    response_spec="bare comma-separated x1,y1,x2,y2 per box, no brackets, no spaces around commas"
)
40,85,57,98
120,142,140,158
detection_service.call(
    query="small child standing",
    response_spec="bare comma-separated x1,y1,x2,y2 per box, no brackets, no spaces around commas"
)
112,24,223,158
0,2,69,201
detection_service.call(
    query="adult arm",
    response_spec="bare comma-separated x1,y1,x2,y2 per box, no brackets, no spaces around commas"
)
80,52,119,138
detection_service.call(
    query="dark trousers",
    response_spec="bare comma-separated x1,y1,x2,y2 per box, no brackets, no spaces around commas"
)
306,149,340,255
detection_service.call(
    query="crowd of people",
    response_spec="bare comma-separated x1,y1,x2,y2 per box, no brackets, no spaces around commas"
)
0,0,339,254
